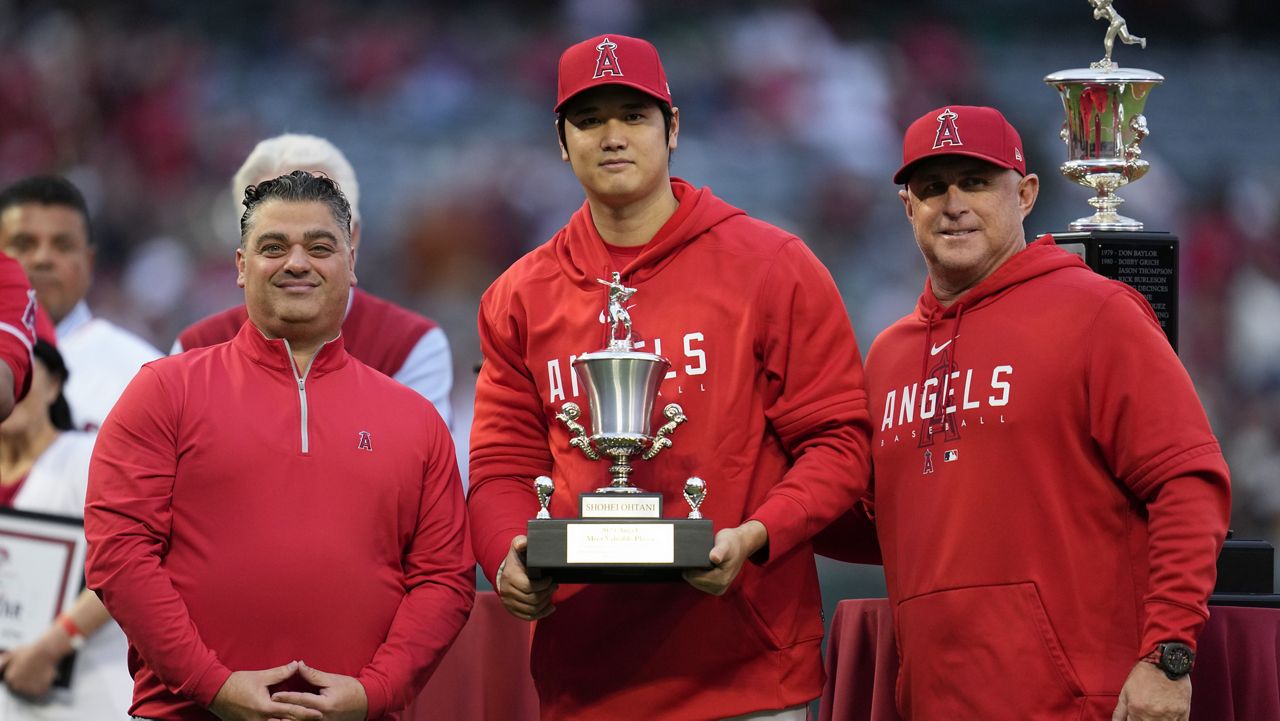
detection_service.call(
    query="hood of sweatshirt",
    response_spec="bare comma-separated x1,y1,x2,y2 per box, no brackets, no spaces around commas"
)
912,234,1087,380
551,177,745,289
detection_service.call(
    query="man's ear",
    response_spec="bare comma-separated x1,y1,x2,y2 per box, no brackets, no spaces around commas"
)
557,118,570,163
668,106,680,153
1017,173,1040,219
235,247,246,289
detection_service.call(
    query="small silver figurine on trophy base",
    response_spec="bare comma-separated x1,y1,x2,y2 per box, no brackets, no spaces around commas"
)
1044,0,1163,231
683,477,707,520
525,272,714,582
534,476,555,520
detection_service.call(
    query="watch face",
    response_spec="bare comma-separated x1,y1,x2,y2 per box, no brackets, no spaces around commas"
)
1161,644,1194,675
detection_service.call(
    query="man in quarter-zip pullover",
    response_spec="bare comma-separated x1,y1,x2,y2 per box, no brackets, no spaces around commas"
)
85,171,475,721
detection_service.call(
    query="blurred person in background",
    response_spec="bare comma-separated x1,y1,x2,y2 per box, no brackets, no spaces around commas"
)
0,332,132,721
171,134,455,428
0,176,161,431
467,34,871,720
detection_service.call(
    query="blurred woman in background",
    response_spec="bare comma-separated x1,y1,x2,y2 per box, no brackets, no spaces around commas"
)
0,337,132,721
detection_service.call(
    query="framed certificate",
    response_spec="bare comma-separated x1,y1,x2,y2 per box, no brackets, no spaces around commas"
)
0,507,86,688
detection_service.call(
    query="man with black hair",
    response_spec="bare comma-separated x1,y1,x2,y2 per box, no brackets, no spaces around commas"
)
468,34,871,720
0,176,161,430
86,171,474,721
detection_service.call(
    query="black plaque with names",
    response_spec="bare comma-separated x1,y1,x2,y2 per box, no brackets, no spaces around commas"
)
1052,230,1179,351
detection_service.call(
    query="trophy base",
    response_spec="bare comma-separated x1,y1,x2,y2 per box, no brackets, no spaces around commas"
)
526,518,714,583
1052,230,1178,350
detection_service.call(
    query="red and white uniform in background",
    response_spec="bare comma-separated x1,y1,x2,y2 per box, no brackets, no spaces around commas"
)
55,299,162,431
0,254,35,403
468,179,872,720
86,323,475,721
172,288,454,429
867,237,1231,720
2,432,133,721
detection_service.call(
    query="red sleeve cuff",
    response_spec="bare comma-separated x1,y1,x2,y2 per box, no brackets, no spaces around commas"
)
358,674,389,720
189,661,234,709
1140,599,1209,657
747,494,810,564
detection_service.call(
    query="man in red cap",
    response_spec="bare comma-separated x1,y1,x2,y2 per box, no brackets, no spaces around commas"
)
863,105,1230,720
467,34,872,720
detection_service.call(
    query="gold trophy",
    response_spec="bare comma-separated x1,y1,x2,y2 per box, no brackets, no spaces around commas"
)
1046,0,1179,350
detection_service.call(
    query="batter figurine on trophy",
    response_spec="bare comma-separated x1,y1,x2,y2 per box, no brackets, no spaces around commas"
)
600,272,635,349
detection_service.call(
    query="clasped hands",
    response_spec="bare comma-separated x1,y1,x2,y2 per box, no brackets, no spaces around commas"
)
209,659,367,721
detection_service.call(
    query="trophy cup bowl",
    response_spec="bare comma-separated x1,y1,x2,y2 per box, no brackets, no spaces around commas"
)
1045,66,1163,231
571,349,671,493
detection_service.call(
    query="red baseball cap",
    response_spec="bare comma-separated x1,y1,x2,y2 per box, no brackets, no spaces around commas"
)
555,34,672,113
893,105,1026,184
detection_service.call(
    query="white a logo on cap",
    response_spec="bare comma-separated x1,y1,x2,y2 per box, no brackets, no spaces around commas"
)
933,108,963,149
594,37,623,78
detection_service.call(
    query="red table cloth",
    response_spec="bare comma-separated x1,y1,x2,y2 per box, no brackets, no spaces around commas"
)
820,599,1280,721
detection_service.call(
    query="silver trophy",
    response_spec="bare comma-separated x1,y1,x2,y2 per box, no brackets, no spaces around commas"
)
1044,0,1162,231
525,273,714,582
557,272,688,494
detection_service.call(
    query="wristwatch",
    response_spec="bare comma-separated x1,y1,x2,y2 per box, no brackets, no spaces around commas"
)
1145,641,1195,680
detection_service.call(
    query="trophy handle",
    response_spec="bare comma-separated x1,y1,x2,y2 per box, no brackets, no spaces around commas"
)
642,403,687,461
556,402,600,460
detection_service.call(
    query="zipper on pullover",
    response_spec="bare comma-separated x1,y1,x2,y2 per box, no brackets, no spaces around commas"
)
283,339,318,454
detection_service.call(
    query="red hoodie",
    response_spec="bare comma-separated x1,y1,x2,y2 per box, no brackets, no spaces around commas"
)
468,179,872,720
867,236,1230,720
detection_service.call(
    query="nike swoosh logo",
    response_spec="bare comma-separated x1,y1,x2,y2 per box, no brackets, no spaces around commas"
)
930,337,957,356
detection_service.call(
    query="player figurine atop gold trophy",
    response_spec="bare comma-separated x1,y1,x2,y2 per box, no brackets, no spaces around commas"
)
1044,0,1163,231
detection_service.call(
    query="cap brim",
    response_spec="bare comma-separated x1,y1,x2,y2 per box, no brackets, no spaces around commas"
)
555,80,670,113
893,149,1021,185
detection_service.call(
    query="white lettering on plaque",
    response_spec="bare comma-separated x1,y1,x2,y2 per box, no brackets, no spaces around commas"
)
565,524,674,564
